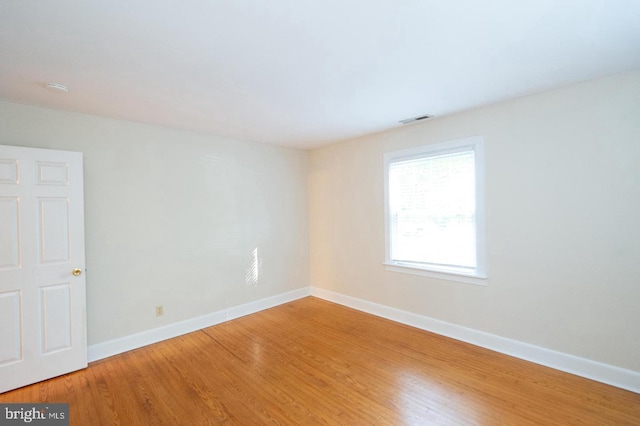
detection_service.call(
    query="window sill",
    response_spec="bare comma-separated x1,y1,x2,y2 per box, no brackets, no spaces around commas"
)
383,262,488,286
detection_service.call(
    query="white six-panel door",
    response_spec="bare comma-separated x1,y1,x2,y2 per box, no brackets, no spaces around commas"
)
0,145,86,393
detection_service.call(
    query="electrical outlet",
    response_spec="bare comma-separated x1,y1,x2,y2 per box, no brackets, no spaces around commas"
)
155,305,164,316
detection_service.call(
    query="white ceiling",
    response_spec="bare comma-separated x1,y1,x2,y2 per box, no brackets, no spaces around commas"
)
1,1,639,149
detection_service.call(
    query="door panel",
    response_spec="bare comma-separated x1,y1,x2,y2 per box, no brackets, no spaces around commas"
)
0,197,20,269
0,145,86,394
40,283,72,353
36,161,69,185
0,290,22,365
38,198,70,264
0,159,18,184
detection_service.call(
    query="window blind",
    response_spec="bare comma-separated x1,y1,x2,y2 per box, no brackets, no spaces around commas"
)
389,150,476,269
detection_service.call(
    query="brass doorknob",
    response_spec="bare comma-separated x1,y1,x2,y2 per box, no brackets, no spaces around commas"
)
72,268,82,276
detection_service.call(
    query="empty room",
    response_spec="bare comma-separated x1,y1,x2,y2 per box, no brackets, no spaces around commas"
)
1,1,639,424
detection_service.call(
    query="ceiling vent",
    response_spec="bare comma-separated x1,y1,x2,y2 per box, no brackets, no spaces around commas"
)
399,115,432,125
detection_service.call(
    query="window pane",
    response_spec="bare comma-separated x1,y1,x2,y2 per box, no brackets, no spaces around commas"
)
389,150,476,269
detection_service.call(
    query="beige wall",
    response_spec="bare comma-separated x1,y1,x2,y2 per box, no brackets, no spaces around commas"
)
309,69,640,372
0,102,309,345
2,69,638,372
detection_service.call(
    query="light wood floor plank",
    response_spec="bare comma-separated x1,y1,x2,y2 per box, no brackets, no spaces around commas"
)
1,297,638,425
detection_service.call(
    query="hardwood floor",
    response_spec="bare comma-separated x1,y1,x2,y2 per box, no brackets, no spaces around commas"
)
2,297,639,425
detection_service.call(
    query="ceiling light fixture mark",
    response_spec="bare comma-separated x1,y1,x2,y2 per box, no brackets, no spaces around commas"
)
45,83,69,93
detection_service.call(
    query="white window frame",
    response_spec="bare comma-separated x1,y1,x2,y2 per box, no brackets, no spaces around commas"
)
384,135,488,286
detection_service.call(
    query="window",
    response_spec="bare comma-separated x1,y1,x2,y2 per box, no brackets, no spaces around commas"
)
384,136,487,285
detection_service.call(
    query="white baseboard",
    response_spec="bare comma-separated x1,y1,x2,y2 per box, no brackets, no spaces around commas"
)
88,287,311,362
310,287,640,394
87,285,639,394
